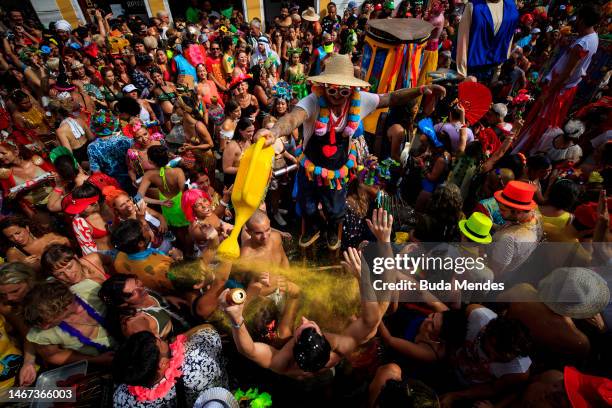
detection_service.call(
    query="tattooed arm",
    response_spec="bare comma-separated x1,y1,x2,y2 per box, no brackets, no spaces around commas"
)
256,106,309,146
377,84,446,109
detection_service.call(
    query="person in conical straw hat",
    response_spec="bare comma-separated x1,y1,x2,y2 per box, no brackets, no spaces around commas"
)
255,53,446,250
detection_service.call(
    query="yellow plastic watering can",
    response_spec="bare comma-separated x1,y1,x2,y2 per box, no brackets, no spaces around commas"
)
217,137,274,259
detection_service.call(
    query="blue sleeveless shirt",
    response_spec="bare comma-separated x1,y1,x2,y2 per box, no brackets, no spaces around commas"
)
467,0,519,68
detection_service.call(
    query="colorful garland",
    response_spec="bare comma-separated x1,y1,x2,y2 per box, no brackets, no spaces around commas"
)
128,335,186,402
312,85,361,139
296,144,358,190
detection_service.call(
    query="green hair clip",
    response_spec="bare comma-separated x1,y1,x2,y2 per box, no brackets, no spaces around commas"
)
233,388,272,408
50,146,78,168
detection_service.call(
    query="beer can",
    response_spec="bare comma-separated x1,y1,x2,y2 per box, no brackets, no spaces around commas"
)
226,288,247,305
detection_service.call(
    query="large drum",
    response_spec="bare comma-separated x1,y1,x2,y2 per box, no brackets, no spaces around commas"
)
361,18,433,134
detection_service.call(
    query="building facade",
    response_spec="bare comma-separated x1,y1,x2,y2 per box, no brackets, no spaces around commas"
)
30,0,338,29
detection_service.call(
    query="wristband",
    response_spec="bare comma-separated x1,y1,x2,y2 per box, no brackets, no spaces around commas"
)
53,188,63,194
419,85,426,95
230,317,244,329
220,200,229,207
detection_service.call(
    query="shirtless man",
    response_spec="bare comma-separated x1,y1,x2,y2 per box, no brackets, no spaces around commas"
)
220,209,395,379
241,210,289,268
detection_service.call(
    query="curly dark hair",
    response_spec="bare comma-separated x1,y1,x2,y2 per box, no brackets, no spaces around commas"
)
112,331,161,387
427,184,463,241
0,215,46,241
483,316,532,361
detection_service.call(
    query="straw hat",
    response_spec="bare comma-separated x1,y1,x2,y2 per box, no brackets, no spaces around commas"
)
458,212,493,243
307,54,370,88
193,387,239,408
302,7,320,22
538,267,610,319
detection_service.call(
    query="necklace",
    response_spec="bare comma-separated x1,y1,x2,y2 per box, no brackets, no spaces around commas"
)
313,85,361,139
128,335,187,401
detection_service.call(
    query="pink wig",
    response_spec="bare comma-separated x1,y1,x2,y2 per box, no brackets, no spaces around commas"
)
181,188,212,222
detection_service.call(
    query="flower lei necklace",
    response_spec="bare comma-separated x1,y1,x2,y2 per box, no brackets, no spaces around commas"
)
128,335,187,402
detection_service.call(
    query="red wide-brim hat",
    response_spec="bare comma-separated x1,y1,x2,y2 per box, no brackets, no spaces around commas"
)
494,180,537,211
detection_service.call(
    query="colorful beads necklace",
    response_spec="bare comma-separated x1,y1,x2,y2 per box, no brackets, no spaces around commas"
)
296,144,358,190
313,85,361,140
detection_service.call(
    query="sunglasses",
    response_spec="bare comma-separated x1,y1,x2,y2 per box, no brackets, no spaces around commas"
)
210,47,220,51
325,85,352,97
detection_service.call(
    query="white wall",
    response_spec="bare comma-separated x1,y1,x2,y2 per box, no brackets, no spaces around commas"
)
31,0,63,28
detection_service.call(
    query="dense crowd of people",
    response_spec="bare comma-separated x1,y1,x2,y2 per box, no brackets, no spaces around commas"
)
0,0,610,407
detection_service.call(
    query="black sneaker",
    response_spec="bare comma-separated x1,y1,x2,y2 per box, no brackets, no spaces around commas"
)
326,232,341,251
299,230,321,248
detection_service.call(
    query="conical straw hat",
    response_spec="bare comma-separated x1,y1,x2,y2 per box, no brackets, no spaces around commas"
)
307,54,371,87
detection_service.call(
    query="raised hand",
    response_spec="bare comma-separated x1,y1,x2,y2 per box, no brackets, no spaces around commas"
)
222,184,233,202
341,247,362,279
597,189,608,225
218,288,245,324
366,208,393,243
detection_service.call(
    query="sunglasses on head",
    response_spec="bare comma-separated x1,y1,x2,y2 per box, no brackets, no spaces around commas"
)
325,85,352,97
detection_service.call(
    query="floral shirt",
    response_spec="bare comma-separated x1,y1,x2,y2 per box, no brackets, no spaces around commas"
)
113,327,227,408
131,69,153,98
87,134,133,182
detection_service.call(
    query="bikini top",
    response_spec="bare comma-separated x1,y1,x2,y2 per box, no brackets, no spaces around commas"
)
86,218,109,239
100,86,123,102
156,87,177,102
